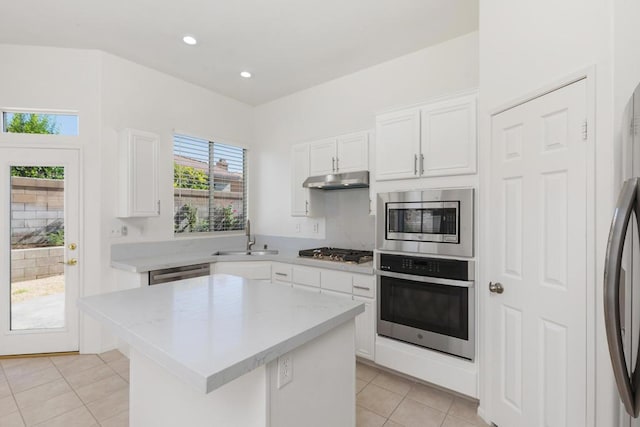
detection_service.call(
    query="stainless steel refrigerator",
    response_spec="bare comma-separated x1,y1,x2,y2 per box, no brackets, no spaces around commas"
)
605,86,640,425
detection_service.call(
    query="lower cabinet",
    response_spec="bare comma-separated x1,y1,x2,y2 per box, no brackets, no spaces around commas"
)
354,296,375,360
213,261,271,281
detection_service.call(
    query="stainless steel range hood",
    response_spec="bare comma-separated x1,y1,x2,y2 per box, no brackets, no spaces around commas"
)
302,171,369,190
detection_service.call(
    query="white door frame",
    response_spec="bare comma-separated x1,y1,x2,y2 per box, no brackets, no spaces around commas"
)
0,139,84,355
478,67,597,426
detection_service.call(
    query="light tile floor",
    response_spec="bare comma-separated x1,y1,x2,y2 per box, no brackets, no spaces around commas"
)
0,350,129,427
356,362,491,427
0,351,490,427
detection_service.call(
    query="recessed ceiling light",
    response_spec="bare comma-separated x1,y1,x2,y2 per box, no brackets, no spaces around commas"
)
240,71,252,79
182,35,197,46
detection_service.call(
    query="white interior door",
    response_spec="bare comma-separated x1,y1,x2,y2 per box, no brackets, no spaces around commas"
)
0,148,80,355
488,79,588,426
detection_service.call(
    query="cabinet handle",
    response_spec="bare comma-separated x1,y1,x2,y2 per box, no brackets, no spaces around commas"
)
275,272,288,277
157,200,161,215
414,154,418,175
305,200,309,215
336,157,339,172
420,154,425,175
332,157,336,172
353,285,371,291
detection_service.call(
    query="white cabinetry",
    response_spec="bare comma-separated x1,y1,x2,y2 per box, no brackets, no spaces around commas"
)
118,129,159,217
420,94,477,177
271,263,376,360
291,143,314,217
213,262,271,282
375,92,477,181
309,138,337,176
308,131,369,175
354,296,375,359
375,109,420,180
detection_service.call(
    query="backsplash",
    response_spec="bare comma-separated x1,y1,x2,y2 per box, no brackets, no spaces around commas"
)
259,187,375,251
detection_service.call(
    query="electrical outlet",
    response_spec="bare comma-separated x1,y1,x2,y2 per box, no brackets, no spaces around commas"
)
295,223,301,233
110,225,127,238
277,353,293,389
313,222,319,233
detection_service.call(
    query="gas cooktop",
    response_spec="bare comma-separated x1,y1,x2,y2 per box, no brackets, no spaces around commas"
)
298,247,374,264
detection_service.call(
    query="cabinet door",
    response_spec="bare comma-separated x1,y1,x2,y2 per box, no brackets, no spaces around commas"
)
336,132,369,173
291,144,311,217
353,296,375,360
119,129,159,217
309,138,337,176
292,284,320,293
320,269,352,294
292,266,321,288
375,109,421,181
420,94,477,177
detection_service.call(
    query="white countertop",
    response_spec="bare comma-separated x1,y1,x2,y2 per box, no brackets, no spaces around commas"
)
78,274,364,394
111,252,374,275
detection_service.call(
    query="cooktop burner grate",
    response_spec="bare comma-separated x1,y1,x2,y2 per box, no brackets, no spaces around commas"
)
298,247,373,264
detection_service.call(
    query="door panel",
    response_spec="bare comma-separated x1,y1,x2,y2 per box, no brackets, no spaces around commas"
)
489,79,587,426
0,148,80,355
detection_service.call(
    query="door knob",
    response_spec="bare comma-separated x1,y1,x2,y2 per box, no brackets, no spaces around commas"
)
489,282,504,294
58,258,78,266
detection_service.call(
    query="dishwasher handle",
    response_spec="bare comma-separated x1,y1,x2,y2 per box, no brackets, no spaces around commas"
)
149,263,210,285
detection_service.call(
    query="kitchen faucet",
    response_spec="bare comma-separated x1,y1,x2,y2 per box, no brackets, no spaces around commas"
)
246,219,256,251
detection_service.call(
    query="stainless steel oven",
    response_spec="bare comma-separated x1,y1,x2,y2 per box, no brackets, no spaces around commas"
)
377,188,474,257
377,253,475,360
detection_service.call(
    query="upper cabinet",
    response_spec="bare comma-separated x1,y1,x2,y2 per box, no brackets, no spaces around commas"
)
375,109,421,180
336,131,369,173
291,143,312,217
118,128,160,217
309,138,337,176
375,92,477,181
309,131,369,176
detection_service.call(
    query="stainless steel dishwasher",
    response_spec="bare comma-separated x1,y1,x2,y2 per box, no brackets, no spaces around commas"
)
148,263,210,285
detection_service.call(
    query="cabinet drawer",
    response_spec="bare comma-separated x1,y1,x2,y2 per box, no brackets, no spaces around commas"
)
352,274,375,298
321,269,352,294
214,261,271,281
321,289,353,300
292,266,321,288
271,262,293,283
292,283,320,293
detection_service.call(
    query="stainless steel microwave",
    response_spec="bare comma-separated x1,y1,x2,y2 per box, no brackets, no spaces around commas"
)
376,188,474,257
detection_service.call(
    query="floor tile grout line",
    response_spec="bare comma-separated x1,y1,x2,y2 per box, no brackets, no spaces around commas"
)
0,359,27,426
49,355,103,426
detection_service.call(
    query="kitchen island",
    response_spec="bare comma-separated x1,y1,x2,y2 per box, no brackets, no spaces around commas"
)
78,273,364,427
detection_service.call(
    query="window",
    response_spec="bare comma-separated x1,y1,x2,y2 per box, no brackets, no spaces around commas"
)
173,134,246,234
2,112,79,136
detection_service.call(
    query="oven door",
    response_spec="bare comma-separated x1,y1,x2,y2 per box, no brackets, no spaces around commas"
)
377,270,475,360
386,201,459,243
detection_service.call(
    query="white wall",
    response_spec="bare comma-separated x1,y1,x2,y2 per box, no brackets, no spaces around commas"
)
252,32,479,239
478,0,616,425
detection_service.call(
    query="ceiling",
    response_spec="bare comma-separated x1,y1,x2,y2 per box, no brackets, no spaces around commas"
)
0,0,478,106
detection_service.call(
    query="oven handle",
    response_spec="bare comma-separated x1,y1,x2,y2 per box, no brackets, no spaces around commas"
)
376,270,474,288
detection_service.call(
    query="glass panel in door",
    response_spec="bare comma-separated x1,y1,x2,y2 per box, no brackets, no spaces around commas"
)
10,165,66,330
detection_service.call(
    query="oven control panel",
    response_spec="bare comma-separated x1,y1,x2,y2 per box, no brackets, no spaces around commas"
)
378,253,472,281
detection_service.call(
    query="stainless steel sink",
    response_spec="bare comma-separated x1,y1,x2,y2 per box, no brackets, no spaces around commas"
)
214,249,279,256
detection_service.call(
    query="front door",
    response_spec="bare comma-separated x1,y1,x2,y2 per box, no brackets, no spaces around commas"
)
0,148,80,355
488,79,588,426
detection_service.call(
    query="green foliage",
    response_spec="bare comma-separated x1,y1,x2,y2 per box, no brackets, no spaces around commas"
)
11,166,64,179
6,113,59,134
174,204,242,233
174,163,209,189
46,229,64,246
212,205,241,231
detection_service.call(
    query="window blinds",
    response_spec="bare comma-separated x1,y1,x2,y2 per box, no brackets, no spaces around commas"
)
174,134,246,233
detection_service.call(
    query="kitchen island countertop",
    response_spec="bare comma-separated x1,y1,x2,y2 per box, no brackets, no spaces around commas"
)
78,273,364,394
